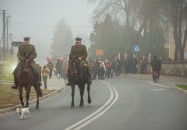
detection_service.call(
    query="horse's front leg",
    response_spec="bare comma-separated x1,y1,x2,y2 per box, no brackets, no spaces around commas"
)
18,86,24,107
87,84,91,104
25,85,31,107
79,84,85,107
71,85,75,107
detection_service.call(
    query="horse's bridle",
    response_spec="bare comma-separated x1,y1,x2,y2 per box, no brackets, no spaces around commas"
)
21,60,30,73
70,58,84,78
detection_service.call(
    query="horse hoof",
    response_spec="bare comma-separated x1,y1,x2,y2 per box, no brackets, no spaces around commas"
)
71,104,74,108
35,105,39,109
88,99,91,104
79,102,84,107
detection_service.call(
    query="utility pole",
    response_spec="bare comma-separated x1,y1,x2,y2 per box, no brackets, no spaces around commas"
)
6,15,11,56
0,10,7,59
9,34,14,58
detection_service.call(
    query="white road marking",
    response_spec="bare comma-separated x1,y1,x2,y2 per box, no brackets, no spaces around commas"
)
65,80,119,130
151,89,165,91
146,81,171,88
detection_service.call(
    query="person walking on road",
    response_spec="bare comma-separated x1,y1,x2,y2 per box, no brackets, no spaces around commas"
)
47,59,54,79
151,56,161,81
41,64,50,89
55,58,62,79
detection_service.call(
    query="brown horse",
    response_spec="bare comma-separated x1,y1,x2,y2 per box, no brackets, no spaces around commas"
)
16,60,42,109
69,57,91,107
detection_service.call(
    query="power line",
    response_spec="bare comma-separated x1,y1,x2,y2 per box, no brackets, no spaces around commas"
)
11,20,93,28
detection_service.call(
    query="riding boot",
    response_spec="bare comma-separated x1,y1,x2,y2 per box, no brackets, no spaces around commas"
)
87,71,92,84
66,75,72,86
11,75,18,89
66,69,72,86
11,70,18,89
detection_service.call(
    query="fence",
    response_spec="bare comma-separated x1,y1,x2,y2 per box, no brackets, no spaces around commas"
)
139,61,187,77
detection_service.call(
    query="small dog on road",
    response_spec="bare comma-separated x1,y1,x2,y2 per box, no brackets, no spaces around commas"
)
16,107,30,120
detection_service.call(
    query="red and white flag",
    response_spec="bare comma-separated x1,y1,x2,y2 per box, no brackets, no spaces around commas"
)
46,56,50,62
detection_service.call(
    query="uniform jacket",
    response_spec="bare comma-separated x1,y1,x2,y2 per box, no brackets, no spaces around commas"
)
69,44,87,61
16,43,39,74
17,44,37,61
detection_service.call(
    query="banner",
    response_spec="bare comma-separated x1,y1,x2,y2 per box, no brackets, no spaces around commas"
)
96,50,104,56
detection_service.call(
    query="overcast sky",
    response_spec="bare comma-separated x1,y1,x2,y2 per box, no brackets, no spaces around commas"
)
0,0,94,64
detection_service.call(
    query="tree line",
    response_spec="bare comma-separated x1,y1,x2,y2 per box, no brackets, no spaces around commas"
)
88,0,187,61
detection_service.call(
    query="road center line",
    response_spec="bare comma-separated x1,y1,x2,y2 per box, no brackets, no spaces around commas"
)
64,81,118,130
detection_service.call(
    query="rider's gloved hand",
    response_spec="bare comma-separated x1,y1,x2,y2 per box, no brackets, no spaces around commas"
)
78,57,81,60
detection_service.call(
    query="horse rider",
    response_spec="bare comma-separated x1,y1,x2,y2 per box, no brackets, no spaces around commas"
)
11,37,41,89
66,37,92,86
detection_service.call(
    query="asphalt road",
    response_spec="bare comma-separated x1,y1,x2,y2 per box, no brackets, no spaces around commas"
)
1,76,187,130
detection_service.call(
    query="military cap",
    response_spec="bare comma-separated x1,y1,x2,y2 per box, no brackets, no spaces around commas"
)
75,37,81,42
23,37,30,41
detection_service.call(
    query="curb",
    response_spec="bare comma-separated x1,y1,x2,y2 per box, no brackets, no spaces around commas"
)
0,80,13,84
172,85,187,95
126,75,187,95
0,88,63,115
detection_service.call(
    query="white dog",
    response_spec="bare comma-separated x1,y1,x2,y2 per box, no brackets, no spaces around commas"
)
16,107,30,120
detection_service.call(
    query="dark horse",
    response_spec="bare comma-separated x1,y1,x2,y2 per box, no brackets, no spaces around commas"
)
69,57,91,107
16,59,42,109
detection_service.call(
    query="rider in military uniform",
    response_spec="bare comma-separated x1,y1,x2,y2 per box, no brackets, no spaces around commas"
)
66,37,92,86
11,37,41,89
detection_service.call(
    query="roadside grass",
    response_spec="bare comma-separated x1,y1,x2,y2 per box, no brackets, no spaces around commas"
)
1,74,13,81
175,84,187,90
0,83,16,99
0,83,56,109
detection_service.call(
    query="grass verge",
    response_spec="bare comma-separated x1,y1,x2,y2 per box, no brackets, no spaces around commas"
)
175,84,187,90
0,83,55,110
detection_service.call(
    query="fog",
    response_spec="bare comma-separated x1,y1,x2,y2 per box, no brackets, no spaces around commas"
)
0,0,94,64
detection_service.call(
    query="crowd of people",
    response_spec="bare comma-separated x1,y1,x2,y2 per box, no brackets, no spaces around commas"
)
11,36,162,90
41,53,162,85
89,56,147,80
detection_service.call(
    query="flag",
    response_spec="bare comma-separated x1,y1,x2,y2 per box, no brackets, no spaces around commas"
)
46,56,50,62
148,53,151,63
114,56,117,61
124,53,128,58
117,53,120,60
133,54,135,58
